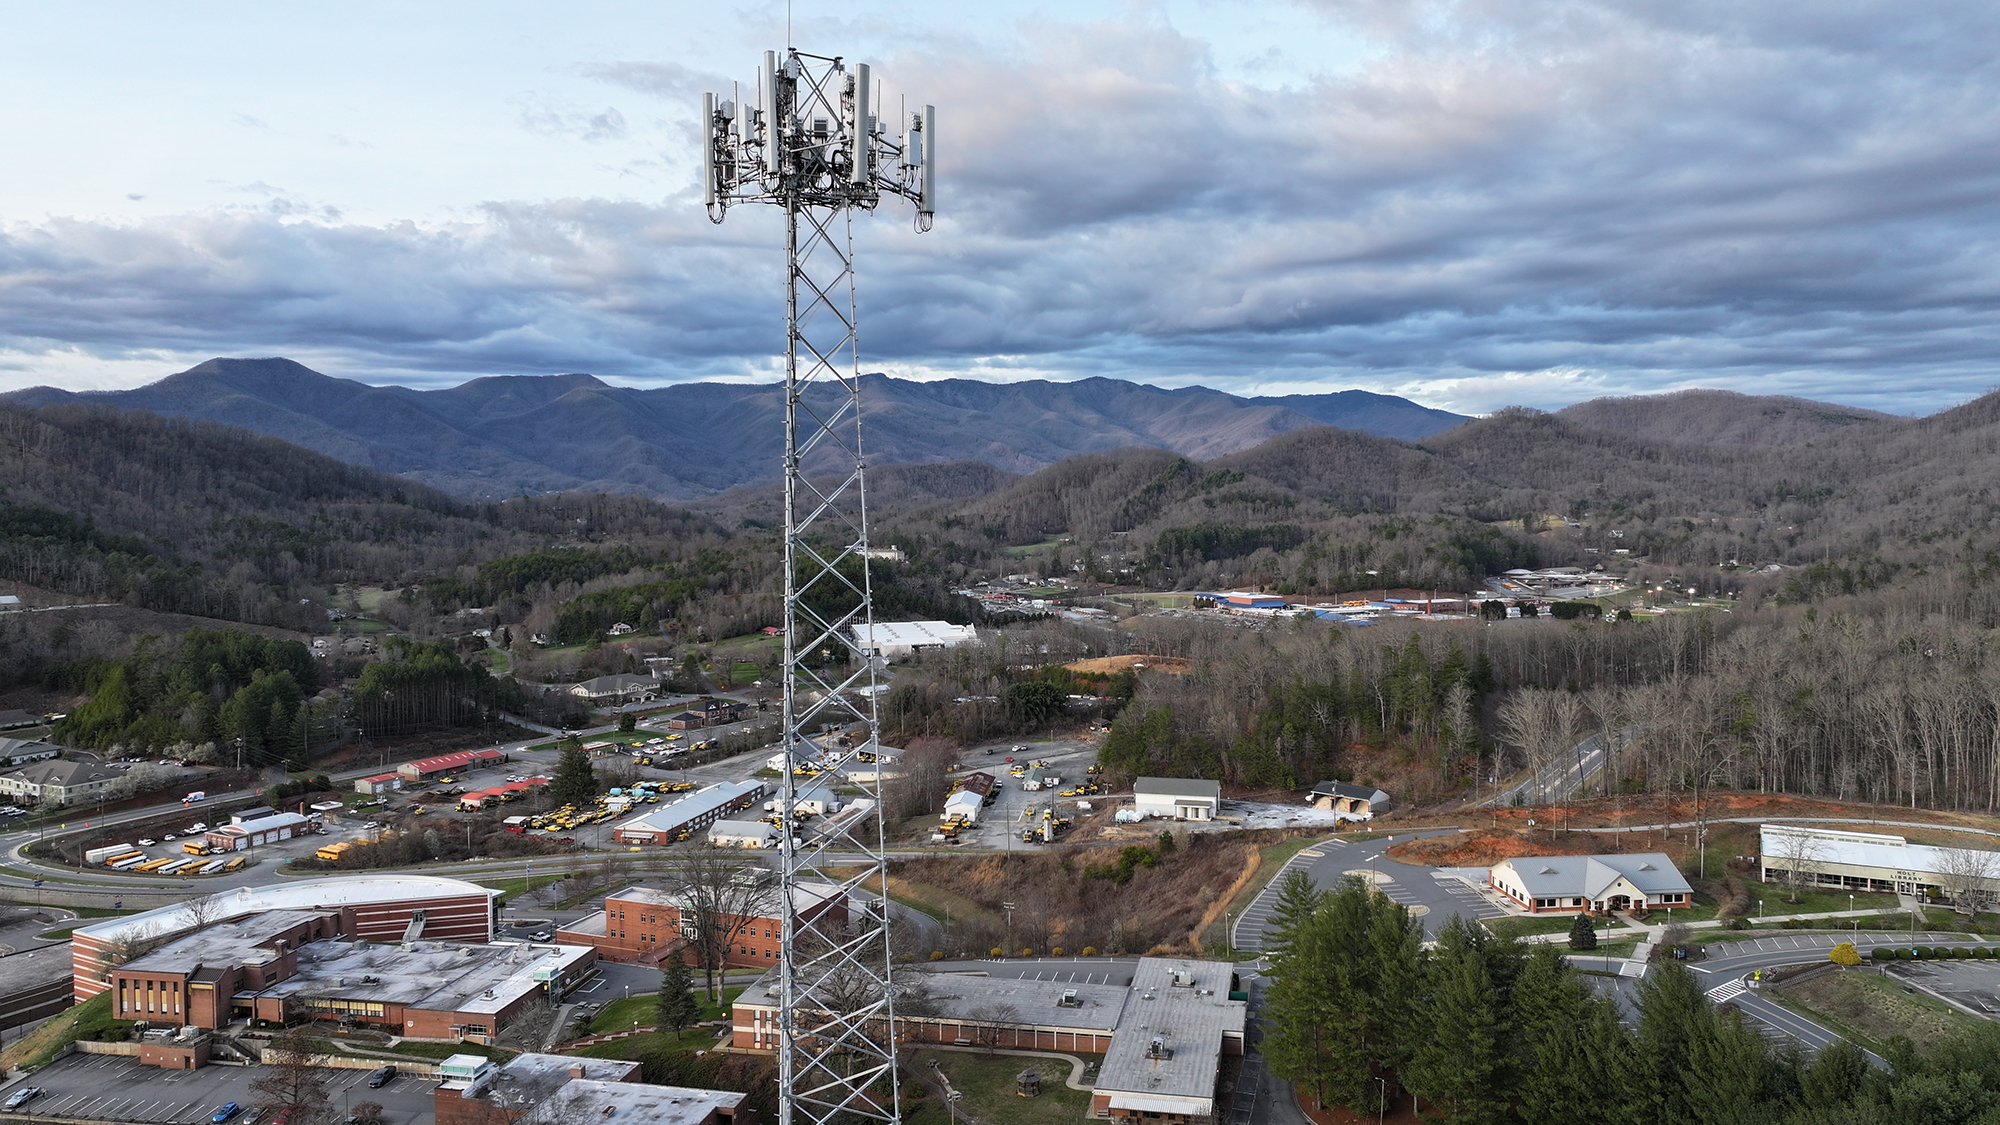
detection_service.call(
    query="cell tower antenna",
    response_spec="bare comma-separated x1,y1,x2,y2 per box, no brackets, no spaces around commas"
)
701,49,934,1125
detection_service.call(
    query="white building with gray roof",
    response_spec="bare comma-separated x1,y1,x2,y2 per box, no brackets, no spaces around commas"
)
1091,957,1247,1125
1488,852,1692,915
1132,778,1221,821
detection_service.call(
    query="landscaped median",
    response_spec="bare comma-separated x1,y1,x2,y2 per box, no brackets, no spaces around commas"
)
1868,944,2000,962
1766,963,1988,1056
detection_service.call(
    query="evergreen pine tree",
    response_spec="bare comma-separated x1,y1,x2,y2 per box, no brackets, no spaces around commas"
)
1635,963,1711,1122
1801,1041,1870,1112
551,741,598,810
1568,912,1599,951
1262,868,1327,966
1405,918,1508,1125
1365,892,1425,1098
657,959,699,1039
1681,1010,1771,1125
1263,905,1340,1110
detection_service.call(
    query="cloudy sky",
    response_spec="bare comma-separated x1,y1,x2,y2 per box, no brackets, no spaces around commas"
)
2,0,1996,415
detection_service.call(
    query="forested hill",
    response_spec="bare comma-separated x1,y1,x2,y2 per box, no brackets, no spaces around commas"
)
1554,388,1895,445
3,358,1469,500
873,386,2000,599
0,401,721,630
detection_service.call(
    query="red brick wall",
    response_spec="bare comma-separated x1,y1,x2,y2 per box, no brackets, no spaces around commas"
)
590,893,845,968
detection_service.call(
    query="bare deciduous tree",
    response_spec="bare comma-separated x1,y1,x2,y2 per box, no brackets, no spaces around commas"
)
964,1002,1022,1055
666,853,779,1002
249,1025,335,1125
1764,826,1828,905
1935,844,2000,916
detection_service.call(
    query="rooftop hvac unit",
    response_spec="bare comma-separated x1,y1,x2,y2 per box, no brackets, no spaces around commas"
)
1170,970,1194,988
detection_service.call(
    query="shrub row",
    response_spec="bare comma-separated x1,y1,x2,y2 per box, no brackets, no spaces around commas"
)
1870,945,1991,961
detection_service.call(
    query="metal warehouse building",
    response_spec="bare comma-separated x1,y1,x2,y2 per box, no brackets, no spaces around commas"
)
398,748,505,782
612,780,766,845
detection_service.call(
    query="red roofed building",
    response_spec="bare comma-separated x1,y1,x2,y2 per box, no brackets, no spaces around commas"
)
398,749,506,783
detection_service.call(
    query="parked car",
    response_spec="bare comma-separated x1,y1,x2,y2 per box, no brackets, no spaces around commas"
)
365,1064,397,1088
138,838,157,846
532,930,553,942
5,1087,43,1110
213,1103,242,1123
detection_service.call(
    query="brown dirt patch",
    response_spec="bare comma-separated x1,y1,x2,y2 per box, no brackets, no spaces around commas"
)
1061,655,1191,675
1386,829,1620,867
892,829,1309,956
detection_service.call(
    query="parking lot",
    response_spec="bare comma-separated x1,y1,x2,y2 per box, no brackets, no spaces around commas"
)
945,741,1100,850
13,1053,439,1125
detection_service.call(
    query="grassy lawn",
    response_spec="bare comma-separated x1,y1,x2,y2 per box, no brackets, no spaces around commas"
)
1722,876,1898,919
380,1040,518,1062
0,993,133,1073
569,1026,731,1060
36,926,77,941
1770,970,1983,1056
1594,940,1639,959
587,986,744,1034
485,648,513,675
719,661,764,686
477,872,567,899
1000,537,1069,559
1487,915,1599,941
910,1050,1095,1125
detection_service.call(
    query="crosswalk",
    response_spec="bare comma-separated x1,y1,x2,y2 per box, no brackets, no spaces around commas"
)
1706,977,1748,1004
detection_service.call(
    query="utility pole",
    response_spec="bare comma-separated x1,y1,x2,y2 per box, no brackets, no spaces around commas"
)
702,49,934,1125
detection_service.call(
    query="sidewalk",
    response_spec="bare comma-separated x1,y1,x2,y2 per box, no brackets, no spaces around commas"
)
1530,902,1942,959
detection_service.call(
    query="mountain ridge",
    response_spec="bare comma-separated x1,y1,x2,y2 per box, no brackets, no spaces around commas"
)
5,359,1473,500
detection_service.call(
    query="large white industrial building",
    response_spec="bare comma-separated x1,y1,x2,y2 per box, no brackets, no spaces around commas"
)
1760,823,2000,900
849,621,978,661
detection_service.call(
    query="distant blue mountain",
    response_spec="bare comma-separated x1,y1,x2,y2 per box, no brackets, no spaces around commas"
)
5,359,1470,500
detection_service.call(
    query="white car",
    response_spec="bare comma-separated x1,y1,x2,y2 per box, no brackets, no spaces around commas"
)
138,838,157,846
164,834,177,841
189,823,207,832
364,821,381,829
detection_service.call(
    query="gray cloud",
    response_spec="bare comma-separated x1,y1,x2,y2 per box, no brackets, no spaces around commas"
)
5,0,2000,414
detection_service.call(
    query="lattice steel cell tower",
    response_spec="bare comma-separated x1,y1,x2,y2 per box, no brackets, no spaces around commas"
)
700,49,933,1125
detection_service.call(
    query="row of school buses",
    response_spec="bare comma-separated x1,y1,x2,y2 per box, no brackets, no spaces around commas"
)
96,848,246,875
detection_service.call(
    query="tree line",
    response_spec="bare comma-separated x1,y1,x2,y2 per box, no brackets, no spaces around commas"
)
1263,871,2000,1125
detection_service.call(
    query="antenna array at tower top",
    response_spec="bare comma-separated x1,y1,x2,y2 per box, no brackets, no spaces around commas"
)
703,48,934,228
